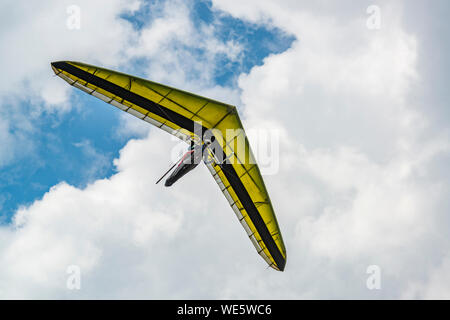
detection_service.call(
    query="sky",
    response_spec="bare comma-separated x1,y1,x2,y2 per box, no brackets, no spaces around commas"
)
0,0,449,299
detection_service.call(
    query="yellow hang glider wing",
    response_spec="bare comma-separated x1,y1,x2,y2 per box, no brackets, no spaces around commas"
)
51,61,287,271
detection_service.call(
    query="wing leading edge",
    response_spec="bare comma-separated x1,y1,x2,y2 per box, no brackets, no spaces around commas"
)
51,61,286,271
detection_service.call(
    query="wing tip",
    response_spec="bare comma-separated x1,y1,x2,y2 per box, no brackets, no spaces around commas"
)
269,256,286,271
277,258,286,272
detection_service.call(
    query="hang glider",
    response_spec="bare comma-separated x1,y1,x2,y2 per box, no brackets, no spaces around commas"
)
50,61,287,271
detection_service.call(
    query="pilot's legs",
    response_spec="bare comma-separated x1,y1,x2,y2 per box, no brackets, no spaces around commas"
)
164,162,199,187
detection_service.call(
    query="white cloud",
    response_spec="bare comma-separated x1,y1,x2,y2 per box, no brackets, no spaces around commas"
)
0,0,241,165
211,0,450,298
405,255,450,299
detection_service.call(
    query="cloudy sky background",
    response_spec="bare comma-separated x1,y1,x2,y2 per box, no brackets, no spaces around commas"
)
0,0,449,299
